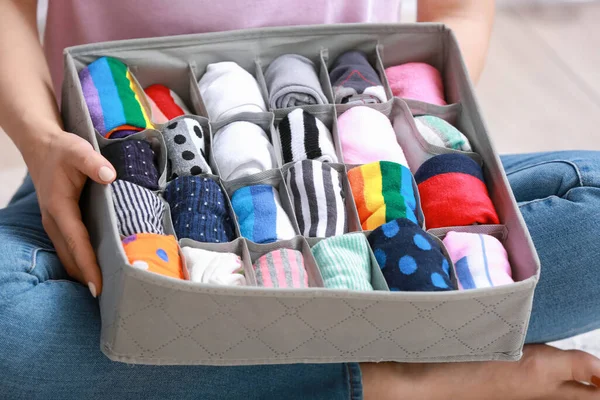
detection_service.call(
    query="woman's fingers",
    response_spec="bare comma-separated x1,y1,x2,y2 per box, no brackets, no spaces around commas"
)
48,199,102,296
562,349,600,386
70,138,115,185
41,213,84,283
555,382,600,400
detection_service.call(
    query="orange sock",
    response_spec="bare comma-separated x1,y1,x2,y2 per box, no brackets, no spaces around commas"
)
122,233,184,280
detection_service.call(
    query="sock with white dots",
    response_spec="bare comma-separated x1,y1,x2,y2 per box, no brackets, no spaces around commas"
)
367,218,455,292
161,117,212,181
163,176,236,243
102,139,160,190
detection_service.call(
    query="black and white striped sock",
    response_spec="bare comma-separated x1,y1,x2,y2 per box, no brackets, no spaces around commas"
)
285,160,347,238
277,109,338,165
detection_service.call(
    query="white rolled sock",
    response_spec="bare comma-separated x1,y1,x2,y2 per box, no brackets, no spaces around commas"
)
213,121,277,181
198,62,267,122
182,247,246,286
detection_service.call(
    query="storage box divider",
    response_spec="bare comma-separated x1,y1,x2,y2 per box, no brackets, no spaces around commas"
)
222,169,302,238
246,236,325,288
427,224,508,242
375,43,394,101
97,128,169,190
252,58,272,109
187,63,210,118
179,237,257,286
403,99,462,120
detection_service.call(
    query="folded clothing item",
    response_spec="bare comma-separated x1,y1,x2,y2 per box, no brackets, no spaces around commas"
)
161,117,212,180
337,106,408,166
415,154,500,229
213,121,277,181
79,56,154,138
285,160,347,238
111,180,165,237
329,51,387,105
443,231,513,290
253,249,309,288
384,62,447,106
311,233,373,291
181,247,246,286
277,109,338,164
122,233,183,280
144,84,191,124
198,62,267,122
230,185,296,244
102,139,160,190
368,218,454,292
264,54,328,109
348,161,417,231
163,176,236,243
415,116,472,152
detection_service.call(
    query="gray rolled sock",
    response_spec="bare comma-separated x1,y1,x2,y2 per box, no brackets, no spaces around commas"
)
265,54,328,109
161,117,213,180
329,51,387,105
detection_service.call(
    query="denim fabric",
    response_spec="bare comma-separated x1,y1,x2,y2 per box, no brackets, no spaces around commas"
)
1,150,600,398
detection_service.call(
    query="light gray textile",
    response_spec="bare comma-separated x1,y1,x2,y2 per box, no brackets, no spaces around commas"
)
264,54,328,109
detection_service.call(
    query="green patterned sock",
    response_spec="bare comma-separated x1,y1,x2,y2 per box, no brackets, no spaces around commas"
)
311,233,373,291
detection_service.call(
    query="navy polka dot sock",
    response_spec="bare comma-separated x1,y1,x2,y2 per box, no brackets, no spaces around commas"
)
161,117,212,181
367,218,455,292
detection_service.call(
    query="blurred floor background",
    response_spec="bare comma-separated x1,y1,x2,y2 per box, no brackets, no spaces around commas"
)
0,0,597,355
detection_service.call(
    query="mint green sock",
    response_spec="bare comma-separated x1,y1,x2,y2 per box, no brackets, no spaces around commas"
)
311,233,373,291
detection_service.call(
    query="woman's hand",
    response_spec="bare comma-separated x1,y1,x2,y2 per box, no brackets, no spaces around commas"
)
24,128,116,297
362,344,600,399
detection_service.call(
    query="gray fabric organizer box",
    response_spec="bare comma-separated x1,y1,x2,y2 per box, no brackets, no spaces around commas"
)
61,23,541,366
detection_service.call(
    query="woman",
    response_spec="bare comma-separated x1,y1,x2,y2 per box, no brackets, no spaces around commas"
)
1,0,599,398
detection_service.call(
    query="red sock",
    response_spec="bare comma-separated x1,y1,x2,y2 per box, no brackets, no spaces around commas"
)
144,84,187,121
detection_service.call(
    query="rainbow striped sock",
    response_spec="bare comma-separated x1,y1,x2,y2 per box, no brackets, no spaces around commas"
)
79,57,154,138
348,161,417,231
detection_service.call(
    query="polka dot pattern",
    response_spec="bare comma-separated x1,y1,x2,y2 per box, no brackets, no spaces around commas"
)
367,218,454,292
101,139,159,190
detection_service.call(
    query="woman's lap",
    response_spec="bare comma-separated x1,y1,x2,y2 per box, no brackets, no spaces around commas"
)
1,150,599,398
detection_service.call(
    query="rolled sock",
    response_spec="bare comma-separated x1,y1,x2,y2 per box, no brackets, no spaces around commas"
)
415,154,500,229
415,116,472,152
384,62,447,106
311,233,373,291
102,139,160,190
79,57,154,138
337,106,408,166
329,51,387,105
198,62,267,122
181,247,246,286
253,249,309,288
144,84,191,124
230,185,296,244
443,231,513,290
122,233,183,280
163,176,236,243
161,117,212,180
368,218,454,292
213,121,277,181
265,54,328,109
348,162,417,230
111,180,165,237
285,160,347,238
277,109,338,164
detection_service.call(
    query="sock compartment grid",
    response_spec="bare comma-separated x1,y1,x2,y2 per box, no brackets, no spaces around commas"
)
63,24,540,365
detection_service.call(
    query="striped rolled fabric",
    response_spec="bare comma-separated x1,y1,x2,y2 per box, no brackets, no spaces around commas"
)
348,161,418,231
311,233,373,291
277,109,338,164
79,57,154,138
253,249,309,288
111,180,165,237
285,160,346,238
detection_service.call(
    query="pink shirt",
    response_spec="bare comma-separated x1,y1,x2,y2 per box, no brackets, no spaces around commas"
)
44,0,401,92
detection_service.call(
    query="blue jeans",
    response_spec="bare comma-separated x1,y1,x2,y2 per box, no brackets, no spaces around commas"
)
1,151,599,399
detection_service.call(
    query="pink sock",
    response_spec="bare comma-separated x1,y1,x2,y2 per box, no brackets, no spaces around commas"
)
385,63,447,106
443,231,513,290
337,106,408,166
